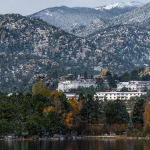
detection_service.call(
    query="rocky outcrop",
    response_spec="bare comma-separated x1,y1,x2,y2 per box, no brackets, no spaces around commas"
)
94,68,112,79
139,66,150,77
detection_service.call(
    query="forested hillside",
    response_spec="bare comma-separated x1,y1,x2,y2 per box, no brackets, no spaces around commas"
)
0,14,135,94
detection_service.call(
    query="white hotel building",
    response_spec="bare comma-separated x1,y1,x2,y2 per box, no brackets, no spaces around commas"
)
58,76,97,92
117,81,150,92
94,91,147,101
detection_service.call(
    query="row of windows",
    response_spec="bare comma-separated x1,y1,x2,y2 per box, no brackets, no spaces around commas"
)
63,83,95,85
98,97,131,99
99,97,129,99
99,94,140,96
119,84,149,87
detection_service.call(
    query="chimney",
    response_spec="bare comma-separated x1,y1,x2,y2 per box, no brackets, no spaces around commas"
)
106,90,110,92
78,75,80,79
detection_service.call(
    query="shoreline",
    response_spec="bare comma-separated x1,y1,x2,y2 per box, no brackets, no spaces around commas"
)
83,136,150,140
0,136,150,141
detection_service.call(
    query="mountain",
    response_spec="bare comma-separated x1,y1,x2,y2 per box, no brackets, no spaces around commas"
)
73,2,150,37
80,2,150,70
87,24,150,68
27,1,143,31
67,2,150,74
0,14,135,94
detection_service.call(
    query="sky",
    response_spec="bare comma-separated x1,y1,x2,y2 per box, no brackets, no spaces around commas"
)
0,0,149,16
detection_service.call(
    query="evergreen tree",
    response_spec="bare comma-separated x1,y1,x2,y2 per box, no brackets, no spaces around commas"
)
35,101,45,117
80,94,101,124
131,99,146,125
74,72,77,79
85,85,95,96
84,71,87,79
104,99,129,125
42,109,64,136
97,86,106,92
119,71,130,82
120,87,128,92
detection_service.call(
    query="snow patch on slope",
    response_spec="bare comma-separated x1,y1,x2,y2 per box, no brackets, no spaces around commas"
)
95,1,144,10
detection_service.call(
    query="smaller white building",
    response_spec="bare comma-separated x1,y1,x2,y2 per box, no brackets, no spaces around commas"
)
65,93,79,100
94,91,147,101
117,81,150,92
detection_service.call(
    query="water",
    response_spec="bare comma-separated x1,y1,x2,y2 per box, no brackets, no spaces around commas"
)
0,139,150,150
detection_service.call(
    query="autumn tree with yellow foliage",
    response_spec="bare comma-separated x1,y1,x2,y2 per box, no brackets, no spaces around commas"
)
68,99,78,114
34,90,51,98
52,91,62,96
32,81,47,94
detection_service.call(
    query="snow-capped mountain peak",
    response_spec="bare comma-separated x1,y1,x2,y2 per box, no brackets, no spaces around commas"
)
104,2,127,10
126,1,144,7
95,1,144,10
28,1,144,31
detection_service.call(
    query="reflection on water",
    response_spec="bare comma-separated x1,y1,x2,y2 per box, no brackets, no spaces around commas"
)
0,139,150,150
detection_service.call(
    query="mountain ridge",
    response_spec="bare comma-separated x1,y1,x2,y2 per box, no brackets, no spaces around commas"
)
69,2,150,37
27,1,143,31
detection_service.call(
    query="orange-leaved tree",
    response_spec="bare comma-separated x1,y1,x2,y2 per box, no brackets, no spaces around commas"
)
144,103,150,131
62,111,73,129
77,100,83,111
68,99,78,114
43,106,54,115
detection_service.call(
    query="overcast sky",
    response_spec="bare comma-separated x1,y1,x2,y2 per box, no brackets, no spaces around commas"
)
0,0,149,16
